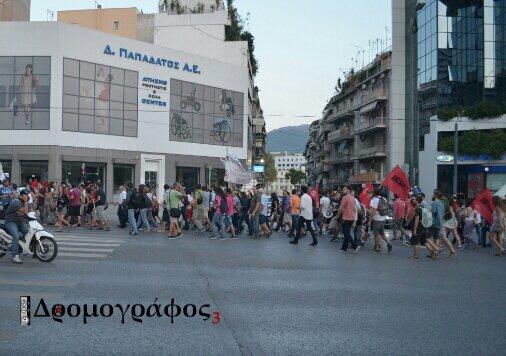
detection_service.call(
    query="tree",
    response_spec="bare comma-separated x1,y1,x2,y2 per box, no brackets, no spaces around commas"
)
285,169,306,186
263,153,277,185
225,0,259,76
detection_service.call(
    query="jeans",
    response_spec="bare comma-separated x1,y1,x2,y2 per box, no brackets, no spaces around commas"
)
6,221,28,255
211,212,224,237
353,223,362,246
341,220,357,251
242,212,252,235
251,214,260,236
475,223,484,246
128,208,138,234
137,208,151,229
117,205,128,227
294,216,317,244
289,215,299,236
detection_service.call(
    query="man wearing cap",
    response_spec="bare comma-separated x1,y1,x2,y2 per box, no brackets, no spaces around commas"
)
4,188,30,264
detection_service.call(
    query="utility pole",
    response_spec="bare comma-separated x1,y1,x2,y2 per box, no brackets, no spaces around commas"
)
453,121,458,195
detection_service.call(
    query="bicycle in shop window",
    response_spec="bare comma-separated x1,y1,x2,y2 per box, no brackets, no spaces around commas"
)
170,112,192,140
210,119,232,144
180,85,201,112
218,89,235,118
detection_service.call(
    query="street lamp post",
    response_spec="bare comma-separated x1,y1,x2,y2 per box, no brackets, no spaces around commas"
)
452,112,463,196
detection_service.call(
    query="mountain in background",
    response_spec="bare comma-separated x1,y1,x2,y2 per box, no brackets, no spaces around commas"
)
266,124,309,153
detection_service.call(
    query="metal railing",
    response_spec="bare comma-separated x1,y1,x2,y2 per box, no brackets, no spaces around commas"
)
358,145,387,158
355,117,387,133
360,88,388,104
327,127,353,142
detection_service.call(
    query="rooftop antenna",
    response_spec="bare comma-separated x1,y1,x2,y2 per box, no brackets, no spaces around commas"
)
385,26,389,48
46,9,55,21
93,1,101,9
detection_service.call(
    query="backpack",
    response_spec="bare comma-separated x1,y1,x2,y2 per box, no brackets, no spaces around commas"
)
377,197,388,216
220,196,228,214
128,189,142,209
421,207,433,228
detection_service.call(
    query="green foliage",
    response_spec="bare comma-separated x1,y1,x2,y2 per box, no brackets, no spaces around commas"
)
225,0,258,76
263,153,277,185
285,169,307,185
439,129,506,159
438,101,506,121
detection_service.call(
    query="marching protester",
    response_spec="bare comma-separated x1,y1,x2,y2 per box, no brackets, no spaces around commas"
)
336,185,359,253
369,189,392,253
489,196,504,256
289,186,318,246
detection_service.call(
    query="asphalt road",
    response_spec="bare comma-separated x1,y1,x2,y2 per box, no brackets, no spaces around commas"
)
0,225,505,355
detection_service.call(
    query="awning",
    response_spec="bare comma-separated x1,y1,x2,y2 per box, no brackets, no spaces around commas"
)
360,101,378,114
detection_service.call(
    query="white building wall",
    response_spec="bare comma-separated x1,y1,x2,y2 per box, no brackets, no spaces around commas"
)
0,21,250,160
152,11,250,68
390,0,407,171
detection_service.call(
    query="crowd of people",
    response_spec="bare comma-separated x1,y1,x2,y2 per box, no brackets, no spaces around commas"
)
1,175,505,264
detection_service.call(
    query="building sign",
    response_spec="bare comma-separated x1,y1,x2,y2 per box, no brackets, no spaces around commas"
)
253,165,265,173
141,77,167,107
103,45,201,75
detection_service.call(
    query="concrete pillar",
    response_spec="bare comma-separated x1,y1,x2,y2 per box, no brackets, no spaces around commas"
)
106,158,114,203
47,152,61,183
11,153,20,185
199,165,206,185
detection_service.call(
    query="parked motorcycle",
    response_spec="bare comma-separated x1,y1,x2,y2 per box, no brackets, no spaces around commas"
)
0,212,58,262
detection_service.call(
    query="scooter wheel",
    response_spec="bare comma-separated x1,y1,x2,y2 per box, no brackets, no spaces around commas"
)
35,236,58,262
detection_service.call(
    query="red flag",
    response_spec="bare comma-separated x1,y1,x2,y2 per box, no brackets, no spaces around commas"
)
359,182,373,207
471,188,495,225
382,165,411,200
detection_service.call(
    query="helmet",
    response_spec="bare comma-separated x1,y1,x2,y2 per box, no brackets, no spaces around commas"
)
19,188,31,197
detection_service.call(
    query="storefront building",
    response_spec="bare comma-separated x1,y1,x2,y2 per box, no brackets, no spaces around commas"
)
0,21,250,201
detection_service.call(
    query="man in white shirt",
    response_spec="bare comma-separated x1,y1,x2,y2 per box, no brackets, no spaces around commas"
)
319,190,332,234
259,189,271,237
368,189,392,253
289,186,318,246
117,185,128,228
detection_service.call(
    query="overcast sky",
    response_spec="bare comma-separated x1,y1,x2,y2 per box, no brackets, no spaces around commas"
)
31,0,391,131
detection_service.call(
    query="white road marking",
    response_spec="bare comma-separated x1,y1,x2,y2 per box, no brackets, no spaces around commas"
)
58,247,114,253
58,252,108,258
56,242,121,247
0,279,76,287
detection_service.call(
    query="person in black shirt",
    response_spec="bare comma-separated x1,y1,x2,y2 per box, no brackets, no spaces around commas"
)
94,182,109,231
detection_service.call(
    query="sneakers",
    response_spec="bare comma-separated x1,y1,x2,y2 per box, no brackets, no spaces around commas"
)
129,231,138,236
310,241,318,247
339,249,346,252
12,255,22,264
220,236,226,240
209,235,217,240
289,240,298,245
387,243,393,253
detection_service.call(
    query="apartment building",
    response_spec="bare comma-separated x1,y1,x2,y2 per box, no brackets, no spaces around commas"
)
305,51,393,190
268,152,306,193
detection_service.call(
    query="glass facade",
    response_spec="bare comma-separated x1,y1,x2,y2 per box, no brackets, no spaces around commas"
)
62,58,138,136
113,164,134,192
170,79,244,147
417,0,506,135
0,56,51,130
62,162,106,188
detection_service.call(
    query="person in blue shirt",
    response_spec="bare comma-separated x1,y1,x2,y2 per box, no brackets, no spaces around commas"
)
4,188,30,264
428,191,456,258
0,178,15,208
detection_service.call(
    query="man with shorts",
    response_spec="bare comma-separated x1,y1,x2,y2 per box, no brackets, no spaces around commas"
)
429,191,456,257
369,189,392,253
192,184,206,235
94,182,109,231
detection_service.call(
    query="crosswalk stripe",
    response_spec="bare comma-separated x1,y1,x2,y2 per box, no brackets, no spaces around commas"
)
54,237,125,243
0,278,76,287
59,247,114,253
56,242,121,247
58,252,108,258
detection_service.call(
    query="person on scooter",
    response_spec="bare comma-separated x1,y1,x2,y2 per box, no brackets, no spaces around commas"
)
4,188,30,264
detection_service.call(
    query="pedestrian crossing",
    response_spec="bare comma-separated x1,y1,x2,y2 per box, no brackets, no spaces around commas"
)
53,234,125,260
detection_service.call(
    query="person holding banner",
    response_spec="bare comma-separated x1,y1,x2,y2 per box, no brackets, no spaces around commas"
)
489,196,505,256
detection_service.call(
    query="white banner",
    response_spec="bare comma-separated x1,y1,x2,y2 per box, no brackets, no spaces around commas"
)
221,155,253,185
